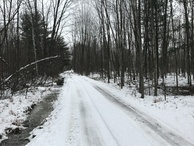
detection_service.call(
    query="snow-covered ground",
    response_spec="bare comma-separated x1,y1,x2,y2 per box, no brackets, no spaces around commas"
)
0,86,58,142
85,75,194,145
158,73,194,86
26,73,194,146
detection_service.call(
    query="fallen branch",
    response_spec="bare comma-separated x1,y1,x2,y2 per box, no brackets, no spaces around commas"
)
0,57,10,67
1,55,60,85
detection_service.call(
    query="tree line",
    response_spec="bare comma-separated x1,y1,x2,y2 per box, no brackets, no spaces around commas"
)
72,0,194,97
0,0,71,95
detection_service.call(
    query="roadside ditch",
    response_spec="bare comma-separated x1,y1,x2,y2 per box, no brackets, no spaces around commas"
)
0,87,61,146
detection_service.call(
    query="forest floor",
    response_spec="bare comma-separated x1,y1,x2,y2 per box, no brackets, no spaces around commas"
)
1,72,194,146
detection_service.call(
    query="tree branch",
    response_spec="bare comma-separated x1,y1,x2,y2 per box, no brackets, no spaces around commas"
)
1,55,60,85
0,56,10,67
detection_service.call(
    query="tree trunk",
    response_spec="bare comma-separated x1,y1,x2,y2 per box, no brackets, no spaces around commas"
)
183,0,191,87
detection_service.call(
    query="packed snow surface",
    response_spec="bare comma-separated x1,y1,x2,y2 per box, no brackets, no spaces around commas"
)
26,73,194,146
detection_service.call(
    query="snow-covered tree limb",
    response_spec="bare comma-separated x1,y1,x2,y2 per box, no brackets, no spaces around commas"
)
0,57,10,67
1,55,60,85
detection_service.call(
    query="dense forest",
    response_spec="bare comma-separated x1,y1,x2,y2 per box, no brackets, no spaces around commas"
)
72,0,194,98
0,0,194,98
0,0,71,96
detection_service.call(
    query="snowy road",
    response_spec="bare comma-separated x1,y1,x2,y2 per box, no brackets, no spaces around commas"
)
26,74,194,146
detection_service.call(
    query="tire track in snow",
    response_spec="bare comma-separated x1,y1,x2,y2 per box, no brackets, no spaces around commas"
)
79,101,102,146
76,86,103,146
65,83,81,146
66,78,103,146
94,85,194,146
75,79,121,146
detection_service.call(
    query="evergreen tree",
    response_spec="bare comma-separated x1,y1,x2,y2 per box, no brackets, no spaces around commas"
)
20,11,71,77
